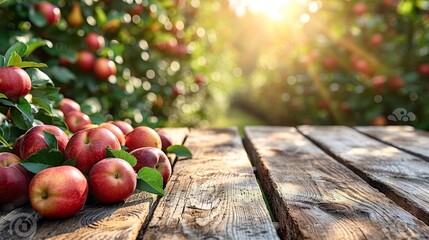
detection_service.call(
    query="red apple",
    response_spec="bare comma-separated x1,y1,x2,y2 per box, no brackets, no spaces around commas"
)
372,75,387,92
89,158,136,203
99,123,126,145
85,33,105,52
0,152,32,210
389,76,405,90
0,66,32,100
76,51,95,71
36,1,61,25
340,102,350,113
372,116,387,126
29,166,88,219
65,127,121,174
20,125,69,160
129,4,144,16
109,121,134,135
172,85,184,96
156,129,173,153
353,59,371,75
353,2,368,16
322,57,337,70
93,58,117,80
59,56,72,67
65,111,92,133
130,147,172,185
58,98,81,116
195,74,206,85
125,126,162,152
418,63,429,75
317,100,329,110
81,124,99,130
369,33,383,47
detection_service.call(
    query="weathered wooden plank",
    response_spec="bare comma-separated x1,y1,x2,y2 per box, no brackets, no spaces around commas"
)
244,126,429,239
143,128,279,240
299,125,429,225
355,126,429,160
0,128,189,240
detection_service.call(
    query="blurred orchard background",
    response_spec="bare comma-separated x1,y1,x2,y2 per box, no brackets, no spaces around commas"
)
1,0,428,132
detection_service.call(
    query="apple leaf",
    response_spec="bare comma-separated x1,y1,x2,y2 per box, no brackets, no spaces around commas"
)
106,147,137,167
63,158,76,166
45,66,76,84
25,39,48,57
23,148,65,171
0,55,5,66
10,97,34,130
14,61,47,69
5,42,27,62
28,8,47,27
0,93,6,99
20,162,51,174
166,145,193,158
26,68,54,86
137,167,165,196
7,52,22,66
43,131,58,149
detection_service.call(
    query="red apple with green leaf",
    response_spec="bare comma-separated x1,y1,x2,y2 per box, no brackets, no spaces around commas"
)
0,66,32,100
0,152,32,210
130,147,172,185
29,166,88,219
88,158,137,203
65,111,92,133
20,125,69,159
125,126,162,152
65,127,121,174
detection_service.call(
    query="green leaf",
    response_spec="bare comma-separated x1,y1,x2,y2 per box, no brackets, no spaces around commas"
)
25,39,48,57
14,61,47,68
7,52,22,66
26,68,54,86
29,8,47,27
63,158,76,166
106,147,137,167
15,97,33,122
0,99,14,107
166,145,193,158
0,55,5,66
95,6,107,26
5,42,27,62
0,93,6,99
32,96,52,113
137,167,165,196
43,131,58,149
20,162,51,174
47,66,76,84
10,107,32,130
23,148,65,167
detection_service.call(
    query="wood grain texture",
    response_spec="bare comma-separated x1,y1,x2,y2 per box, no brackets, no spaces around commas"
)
0,128,189,240
355,126,429,160
143,128,279,240
299,125,429,225
244,126,429,240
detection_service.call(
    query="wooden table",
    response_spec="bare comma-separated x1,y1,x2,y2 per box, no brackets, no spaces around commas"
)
1,126,429,239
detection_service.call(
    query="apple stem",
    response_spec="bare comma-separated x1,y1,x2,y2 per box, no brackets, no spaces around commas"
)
41,192,48,199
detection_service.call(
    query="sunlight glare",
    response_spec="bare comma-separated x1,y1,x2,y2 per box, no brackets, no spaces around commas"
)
230,0,311,21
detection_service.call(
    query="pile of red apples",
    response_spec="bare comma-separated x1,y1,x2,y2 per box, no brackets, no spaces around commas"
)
0,98,174,219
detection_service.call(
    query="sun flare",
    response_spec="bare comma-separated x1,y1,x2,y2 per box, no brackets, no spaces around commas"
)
230,0,315,21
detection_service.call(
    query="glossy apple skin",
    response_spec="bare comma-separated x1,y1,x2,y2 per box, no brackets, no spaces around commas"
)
156,129,173,153
0,66,32,100
94,58,117,80
65,111,92,133
12,135,25,158
109,121,134,135
29,166,88,219
36,1,61,25
65,128,121,175
89,158,137,203
99,123,126,145
0,153,32,210
85,32,105,51
59,98,81,115
20,125,69,160
125,126,162,152
130,147,172,185
77,51,95,71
